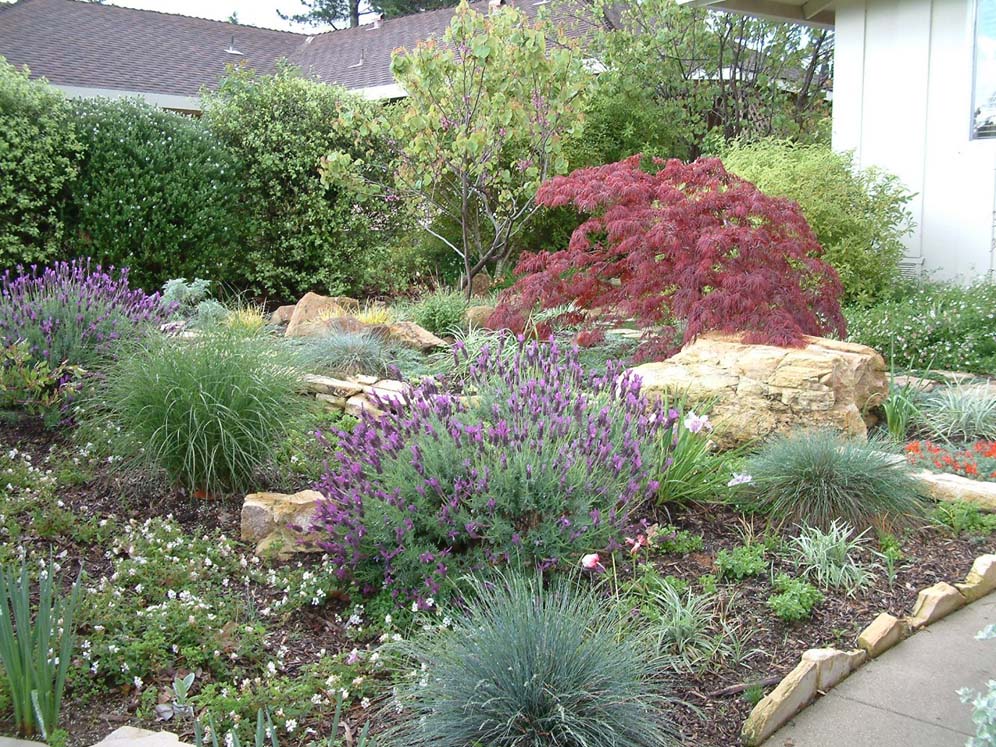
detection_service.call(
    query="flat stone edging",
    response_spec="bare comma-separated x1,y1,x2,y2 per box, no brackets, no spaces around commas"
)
741,553,996,746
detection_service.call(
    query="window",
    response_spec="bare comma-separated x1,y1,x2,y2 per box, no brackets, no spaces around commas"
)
973,0,996,138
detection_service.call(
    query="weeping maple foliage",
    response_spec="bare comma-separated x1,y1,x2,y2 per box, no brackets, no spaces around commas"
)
490,156,847,359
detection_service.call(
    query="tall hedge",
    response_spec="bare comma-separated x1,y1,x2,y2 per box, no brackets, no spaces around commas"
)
720,139,914,305
202,64,399,302
0,57,82,267
68,97,244,291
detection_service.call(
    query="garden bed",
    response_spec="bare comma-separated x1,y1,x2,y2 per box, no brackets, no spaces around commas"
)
3,418,991,747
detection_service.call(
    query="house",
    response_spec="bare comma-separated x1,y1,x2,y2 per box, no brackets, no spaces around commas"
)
0,0,587,112
682,0,996,281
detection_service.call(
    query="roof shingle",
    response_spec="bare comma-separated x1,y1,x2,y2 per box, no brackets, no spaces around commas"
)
0,0,594,98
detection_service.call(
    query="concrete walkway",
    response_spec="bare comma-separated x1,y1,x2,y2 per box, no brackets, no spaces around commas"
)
771,593,996,746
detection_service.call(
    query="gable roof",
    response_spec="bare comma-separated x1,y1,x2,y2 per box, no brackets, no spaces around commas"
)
0,0,595,102
0,0,303,97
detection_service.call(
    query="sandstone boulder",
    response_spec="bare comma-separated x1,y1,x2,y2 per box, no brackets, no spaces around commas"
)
466,305,496,329
270,305,296,326
384,321,447,351
857,612,909,657
284,292,360,337
630,333,887,448
957,554,996,602
914,470,996,511
241,490,323,556
907,581,966,629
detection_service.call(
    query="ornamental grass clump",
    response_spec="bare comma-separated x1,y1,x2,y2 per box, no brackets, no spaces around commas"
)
0,259,174,368
92,329,307,495
744,429,925,530
383,573,679,747
310,338,674,604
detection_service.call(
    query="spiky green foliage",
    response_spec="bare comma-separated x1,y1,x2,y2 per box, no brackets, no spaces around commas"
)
0,558,82,738
745,429,925,529
384,573,679,747
287,330,416,378
914,383,996,442
787,521,876,595
409,288,469,337
90,329,308,494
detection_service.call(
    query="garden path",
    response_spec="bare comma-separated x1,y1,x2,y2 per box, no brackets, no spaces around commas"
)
771,591,996,746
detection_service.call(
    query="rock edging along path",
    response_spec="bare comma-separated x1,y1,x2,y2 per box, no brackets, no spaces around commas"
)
741,554,996,746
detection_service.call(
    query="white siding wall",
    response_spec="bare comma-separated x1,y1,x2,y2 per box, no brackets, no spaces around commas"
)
833,0,996,279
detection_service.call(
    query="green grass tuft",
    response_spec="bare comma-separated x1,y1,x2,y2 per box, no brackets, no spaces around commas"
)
745,429,925,529
384,572,680,747
91,329,309,495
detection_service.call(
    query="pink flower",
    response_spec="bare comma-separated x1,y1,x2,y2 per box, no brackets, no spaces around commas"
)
727,472,753,487
625,535,647,555
580,553,604,572
683,411,712,434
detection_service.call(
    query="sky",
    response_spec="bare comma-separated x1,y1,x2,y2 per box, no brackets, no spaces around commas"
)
101,0,336,32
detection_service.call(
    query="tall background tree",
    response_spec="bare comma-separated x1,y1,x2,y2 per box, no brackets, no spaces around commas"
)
324,2,590,293
279,0,456,29
569,0,833,165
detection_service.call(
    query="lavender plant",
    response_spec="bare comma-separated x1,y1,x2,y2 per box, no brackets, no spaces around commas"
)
0,259,174,368
310,338,674,604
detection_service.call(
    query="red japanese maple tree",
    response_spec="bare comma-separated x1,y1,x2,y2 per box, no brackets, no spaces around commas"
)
489,156,847,359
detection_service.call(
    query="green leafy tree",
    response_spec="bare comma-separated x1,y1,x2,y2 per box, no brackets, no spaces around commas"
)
202,63,401,301
325,3,590,294
571,0,833,165
0,57,82,267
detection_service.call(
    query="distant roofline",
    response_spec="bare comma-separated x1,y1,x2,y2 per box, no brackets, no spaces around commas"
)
677,0,835,29
43,0,309,36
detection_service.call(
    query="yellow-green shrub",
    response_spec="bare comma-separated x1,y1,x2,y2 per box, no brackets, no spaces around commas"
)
720,139,913,305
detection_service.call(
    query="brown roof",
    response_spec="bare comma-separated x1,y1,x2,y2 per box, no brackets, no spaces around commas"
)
0,0,303,97
0,0,596,98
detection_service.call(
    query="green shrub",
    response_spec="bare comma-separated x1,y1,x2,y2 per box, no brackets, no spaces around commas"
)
914,383,996,442
161,278,212,317
69,97,243,291
288,330,416,378
0,58,82,267
845,280,996,374
932,501,996,537
787,521,876,595
745,429,925,529
91,329,308,494
767,573,823,622
0,558,82,739
202,64,400,301
653,525,705,556
720,139,913,305
408,287,469,336
384,573,679,747
715,544,767,580
0,342,82,426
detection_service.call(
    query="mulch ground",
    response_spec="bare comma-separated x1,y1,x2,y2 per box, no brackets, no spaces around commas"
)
2,418,993,747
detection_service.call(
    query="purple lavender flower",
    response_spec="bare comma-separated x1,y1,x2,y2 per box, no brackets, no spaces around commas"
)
308,337,676,603
0,259,176,367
